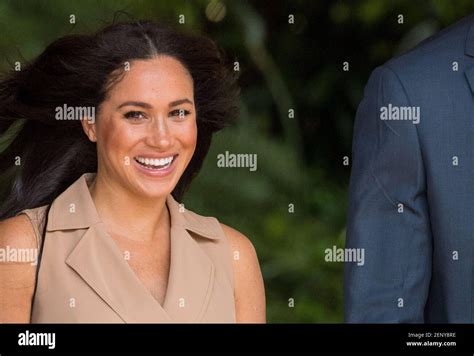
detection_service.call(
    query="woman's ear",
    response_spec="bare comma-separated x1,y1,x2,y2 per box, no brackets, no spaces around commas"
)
81,116,97,142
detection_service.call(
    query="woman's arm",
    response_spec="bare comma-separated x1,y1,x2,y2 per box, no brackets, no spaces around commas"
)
0,215,37,323
221,224,266,323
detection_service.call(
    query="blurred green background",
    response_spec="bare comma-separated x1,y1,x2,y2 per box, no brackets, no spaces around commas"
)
1,0,474,322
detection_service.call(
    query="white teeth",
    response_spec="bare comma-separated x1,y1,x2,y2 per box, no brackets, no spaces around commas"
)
135,155,174,168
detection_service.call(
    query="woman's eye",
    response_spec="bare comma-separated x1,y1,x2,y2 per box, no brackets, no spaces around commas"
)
124,111,146,120
170,109,191,118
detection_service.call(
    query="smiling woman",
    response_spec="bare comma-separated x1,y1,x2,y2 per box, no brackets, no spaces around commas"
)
0,21,265,323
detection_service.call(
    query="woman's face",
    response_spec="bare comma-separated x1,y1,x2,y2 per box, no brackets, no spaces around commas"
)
82,56,197,199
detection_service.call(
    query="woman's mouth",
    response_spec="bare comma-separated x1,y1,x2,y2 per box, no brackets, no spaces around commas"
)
133,154,178,176
134,155,177,170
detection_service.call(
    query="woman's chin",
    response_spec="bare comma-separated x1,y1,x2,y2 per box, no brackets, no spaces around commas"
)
129,176,175,196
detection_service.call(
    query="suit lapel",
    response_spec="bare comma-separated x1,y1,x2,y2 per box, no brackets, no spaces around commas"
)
464,17,474,93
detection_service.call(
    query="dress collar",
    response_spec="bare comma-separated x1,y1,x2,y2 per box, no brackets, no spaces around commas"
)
46,172,221,240
45,172,220,322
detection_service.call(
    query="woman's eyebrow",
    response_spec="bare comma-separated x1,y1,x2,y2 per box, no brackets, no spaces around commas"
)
169,98,194,107
117,101,153,109
116,99,193,109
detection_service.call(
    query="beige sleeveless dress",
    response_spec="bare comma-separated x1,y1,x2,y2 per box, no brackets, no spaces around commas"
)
18,173,236,323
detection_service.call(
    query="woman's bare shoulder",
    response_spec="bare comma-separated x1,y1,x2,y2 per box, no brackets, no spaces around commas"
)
0,214,37,323
220,223,256,253
0,214,38,287
220,223,266,323
0,214,37,249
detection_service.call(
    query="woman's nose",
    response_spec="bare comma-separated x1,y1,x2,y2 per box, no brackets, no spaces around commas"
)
145,116,172,149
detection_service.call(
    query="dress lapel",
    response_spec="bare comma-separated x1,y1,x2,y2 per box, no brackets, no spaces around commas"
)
162,224,216,322
162,194,220,322
65,222,172,323
47,173,221,323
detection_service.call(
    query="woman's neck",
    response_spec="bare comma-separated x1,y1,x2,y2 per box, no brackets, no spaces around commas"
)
88,173,170,243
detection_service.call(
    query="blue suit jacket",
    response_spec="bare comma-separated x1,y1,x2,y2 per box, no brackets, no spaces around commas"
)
345,14,474,323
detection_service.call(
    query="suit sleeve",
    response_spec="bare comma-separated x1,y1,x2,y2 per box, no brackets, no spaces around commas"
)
344,65,433,323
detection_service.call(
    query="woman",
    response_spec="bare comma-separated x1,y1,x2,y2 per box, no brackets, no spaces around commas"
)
0,21,265,323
